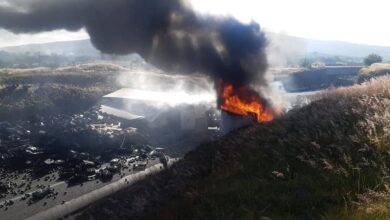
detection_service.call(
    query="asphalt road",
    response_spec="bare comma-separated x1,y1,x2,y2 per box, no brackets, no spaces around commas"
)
0,158,162,220
28,160,175,220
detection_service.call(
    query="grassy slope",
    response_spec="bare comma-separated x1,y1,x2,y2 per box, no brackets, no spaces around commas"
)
79,77,390,220
168,77,390,219
358,63,390,83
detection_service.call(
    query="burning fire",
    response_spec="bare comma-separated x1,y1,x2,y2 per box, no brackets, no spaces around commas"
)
217,80,274,123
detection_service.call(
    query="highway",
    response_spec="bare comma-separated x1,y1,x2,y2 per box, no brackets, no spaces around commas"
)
27,161,172,220
0,158,171,220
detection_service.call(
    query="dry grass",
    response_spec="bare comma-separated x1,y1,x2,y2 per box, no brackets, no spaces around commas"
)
56,63,127,74
0,67,52,75
268,67,308,75
79,76,390,220
322,188,390,220
358,63,390,83
0,62,126,76
312,77,390,152
360,63,390,75
158,76,390,219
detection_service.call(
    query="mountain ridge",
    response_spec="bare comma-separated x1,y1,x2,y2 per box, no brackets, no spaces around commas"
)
2,35,390,60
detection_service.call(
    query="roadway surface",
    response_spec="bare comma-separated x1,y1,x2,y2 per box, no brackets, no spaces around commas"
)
28,160,177,220
0,158,162,220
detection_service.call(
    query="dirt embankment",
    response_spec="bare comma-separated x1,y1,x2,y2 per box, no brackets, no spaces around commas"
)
0,63,125,120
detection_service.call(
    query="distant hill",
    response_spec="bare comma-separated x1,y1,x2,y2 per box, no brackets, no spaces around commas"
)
266,32,390,64
1,35,390,62
0,39,100,56
305,38,390,60
0,40,145,68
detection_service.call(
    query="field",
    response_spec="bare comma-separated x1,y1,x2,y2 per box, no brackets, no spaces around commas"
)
79,76,390,219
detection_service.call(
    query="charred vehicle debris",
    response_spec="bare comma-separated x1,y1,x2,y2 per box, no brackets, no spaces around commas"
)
0,93,221,212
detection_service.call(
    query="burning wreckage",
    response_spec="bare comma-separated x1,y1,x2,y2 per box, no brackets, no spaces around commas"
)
0,79,275,204
0,0,280,168
0,86,220,209
0,86,276,218
0,0,282,217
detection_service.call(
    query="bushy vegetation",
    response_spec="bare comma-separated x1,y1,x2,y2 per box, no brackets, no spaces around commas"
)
358,63,390,83
80,77,390,220
364,54,383,66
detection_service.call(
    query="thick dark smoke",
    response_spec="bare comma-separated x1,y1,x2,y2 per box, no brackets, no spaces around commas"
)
0,0,268,86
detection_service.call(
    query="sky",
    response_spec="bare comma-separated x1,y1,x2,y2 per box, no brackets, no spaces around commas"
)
0,0,389,48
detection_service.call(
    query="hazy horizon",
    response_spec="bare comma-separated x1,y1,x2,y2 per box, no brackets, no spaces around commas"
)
1,29,390,50
0,0,389,48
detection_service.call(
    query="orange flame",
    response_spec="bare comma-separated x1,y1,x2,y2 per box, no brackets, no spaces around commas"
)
217,80,274,123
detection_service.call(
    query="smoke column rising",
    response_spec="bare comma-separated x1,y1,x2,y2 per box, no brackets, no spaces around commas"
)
0,0,268,87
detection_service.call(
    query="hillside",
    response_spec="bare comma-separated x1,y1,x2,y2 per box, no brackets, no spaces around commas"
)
266,32,390,66
78,77,390,219
358,63,390,83
0,40,99,56
0,63,124,120
305,38,390,61
2,34,390,63
0,63,213,121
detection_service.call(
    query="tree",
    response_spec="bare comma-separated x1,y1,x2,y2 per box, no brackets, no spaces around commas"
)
300,57,313,68
364,53,383,66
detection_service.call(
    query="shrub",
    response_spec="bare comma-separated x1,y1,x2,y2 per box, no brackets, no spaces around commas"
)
364,54,383,66
357,63,390,83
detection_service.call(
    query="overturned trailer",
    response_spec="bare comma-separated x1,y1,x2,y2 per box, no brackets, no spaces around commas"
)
100,88,219,132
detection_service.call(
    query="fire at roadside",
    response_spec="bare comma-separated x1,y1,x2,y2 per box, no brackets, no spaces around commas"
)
0,81,277,180
216,80,276,123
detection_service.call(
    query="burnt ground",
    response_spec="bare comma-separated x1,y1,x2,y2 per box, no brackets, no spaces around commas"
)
275,66,361,92
0,64,373,219
0,63,220,219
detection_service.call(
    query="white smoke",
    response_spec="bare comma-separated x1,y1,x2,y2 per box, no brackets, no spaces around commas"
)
257,31,308,112
265,31,306,68
113,63,216,112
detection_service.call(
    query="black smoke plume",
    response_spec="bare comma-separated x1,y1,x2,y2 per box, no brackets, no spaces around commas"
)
0,0,268,86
